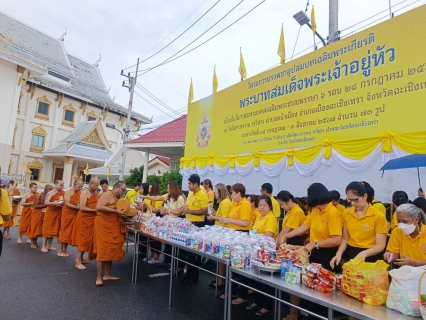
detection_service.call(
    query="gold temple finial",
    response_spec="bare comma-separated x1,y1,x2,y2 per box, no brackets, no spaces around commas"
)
59,27,67,42
94,54,101,67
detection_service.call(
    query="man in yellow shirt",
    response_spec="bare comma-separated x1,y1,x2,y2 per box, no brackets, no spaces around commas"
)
125,183,141,204
330,190,345,214
180,174,208,284
99,179,110,195
260,183,281,219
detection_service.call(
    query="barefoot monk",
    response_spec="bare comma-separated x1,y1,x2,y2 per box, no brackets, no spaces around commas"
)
42,180,64,253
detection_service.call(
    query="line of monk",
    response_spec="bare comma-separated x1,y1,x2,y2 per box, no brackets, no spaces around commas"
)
3,179,128,286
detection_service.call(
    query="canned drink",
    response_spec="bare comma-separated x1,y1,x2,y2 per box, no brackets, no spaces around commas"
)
245,256,251,267
269,251,275,259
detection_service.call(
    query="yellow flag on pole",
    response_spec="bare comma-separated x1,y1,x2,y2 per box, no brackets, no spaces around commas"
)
22,156,27,172
108,164,112,177
130,163,134,171
238,48,247,80
311,6,317,35
85,163,89,176
188,79,194,105
213,66,218,94
277,24,286,64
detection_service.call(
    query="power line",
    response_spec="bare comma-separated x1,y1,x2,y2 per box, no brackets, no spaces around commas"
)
137,0,265,76
139,0,209,59
152,107,187,122
136,83,182,116
123,0,220,71
134,89,178,119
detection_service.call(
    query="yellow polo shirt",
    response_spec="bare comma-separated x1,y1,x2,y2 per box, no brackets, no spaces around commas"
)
186,189,209,222
206,189,215,203
304,202,342,242
335,204,345,214
250,208,260,228
215,198,232,227
387,224,426,261
144,195,164,210
391,212,398,230
125,189,139,204
271,196,281,218
372,198,386,216
228,197,252,230
282,204,306,230
342,205,388,248
0,189,12,225
252,211,278,238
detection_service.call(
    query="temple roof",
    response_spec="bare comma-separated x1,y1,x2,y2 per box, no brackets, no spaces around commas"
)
0,11,151,124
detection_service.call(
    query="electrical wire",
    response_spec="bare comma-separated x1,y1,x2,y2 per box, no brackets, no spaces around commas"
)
137,0,265,76
136,83,182,116
134,89,178,119
291,26,302,61
140,0,209,59
123,0,220,71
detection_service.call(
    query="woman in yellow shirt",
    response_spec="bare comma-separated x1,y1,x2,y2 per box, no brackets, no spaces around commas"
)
0,183,13,257
278,183,342,320
203,179,215,205
385,203,426,266
207,183,232,226
219,183,252,231
330,182,388,270
233,196,278,316
247,195,260,229
276,190,307,246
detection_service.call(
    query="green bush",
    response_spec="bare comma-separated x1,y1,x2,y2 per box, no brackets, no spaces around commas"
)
125,167,183,194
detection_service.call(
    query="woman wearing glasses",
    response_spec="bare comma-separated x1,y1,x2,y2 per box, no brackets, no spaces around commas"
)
330,182,388,269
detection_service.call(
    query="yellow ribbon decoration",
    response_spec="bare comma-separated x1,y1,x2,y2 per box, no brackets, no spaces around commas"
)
380,130,394,153
208,152,215,166
253,150,261,167
322,138,334,159
229,154,236,168
285,149,295,166
179,158,184,169
191,155,197,169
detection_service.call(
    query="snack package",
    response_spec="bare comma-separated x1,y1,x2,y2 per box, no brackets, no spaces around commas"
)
342,258,389,306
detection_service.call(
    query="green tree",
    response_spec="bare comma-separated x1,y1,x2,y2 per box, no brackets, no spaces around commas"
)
125,167,183,194
124,166,143,188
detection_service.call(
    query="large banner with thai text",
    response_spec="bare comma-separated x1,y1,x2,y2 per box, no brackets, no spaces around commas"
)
184,5,426,158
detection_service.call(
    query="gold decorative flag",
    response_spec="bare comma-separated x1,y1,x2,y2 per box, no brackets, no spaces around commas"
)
188,79,194,105
238,48,247,80
108,164,112,177
311,6,317,35
130,163,134,171
277,24,286,64
22,156,27,172
85,163,89,176
213,66,219,93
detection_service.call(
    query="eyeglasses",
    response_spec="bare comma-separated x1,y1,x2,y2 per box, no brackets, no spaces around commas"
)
120,187,126,192
347,197,360,204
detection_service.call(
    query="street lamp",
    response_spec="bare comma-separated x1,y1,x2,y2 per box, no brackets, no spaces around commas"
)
106,123,130,179
293,10,327,47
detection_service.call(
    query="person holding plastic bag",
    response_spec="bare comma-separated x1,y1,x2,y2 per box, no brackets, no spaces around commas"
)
330,181,388,269
385,203,426,267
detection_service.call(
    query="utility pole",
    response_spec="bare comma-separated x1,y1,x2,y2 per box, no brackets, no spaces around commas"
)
119,58,139,181
328,0,339,44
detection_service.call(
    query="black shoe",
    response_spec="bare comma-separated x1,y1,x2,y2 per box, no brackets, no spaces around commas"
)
255,310,272,317
183,277,198,284
246,305,262,311
208,282,225,289
157,263,169,268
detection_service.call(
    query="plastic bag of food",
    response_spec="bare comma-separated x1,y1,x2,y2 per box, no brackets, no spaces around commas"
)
386,265,426,316
342,258,389,305
276,244,310,265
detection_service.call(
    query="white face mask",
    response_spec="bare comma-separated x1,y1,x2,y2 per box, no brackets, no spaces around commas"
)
398,222,416,235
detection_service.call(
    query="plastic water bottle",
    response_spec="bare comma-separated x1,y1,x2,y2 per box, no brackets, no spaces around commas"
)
288,258,293,267
280,259,287,279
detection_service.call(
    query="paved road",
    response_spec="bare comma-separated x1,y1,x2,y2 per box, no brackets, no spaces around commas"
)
0,228,275,320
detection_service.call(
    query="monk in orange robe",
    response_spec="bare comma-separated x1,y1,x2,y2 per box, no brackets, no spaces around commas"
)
58,179,83,257
72,178,100,269
42,180,64,253
90,181,127,286
2,186,21,240
27,185,52,248
17,183,38,244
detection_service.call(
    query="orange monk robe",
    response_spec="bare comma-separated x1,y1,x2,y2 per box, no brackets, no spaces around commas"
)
58,190,81,244
71,191,99,251
2,189,21,227
89,192,125,261
18,192,38,235
42,191,64,238
26,194,45,239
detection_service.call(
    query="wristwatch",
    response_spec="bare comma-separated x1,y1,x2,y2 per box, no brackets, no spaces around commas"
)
314,241,319,249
